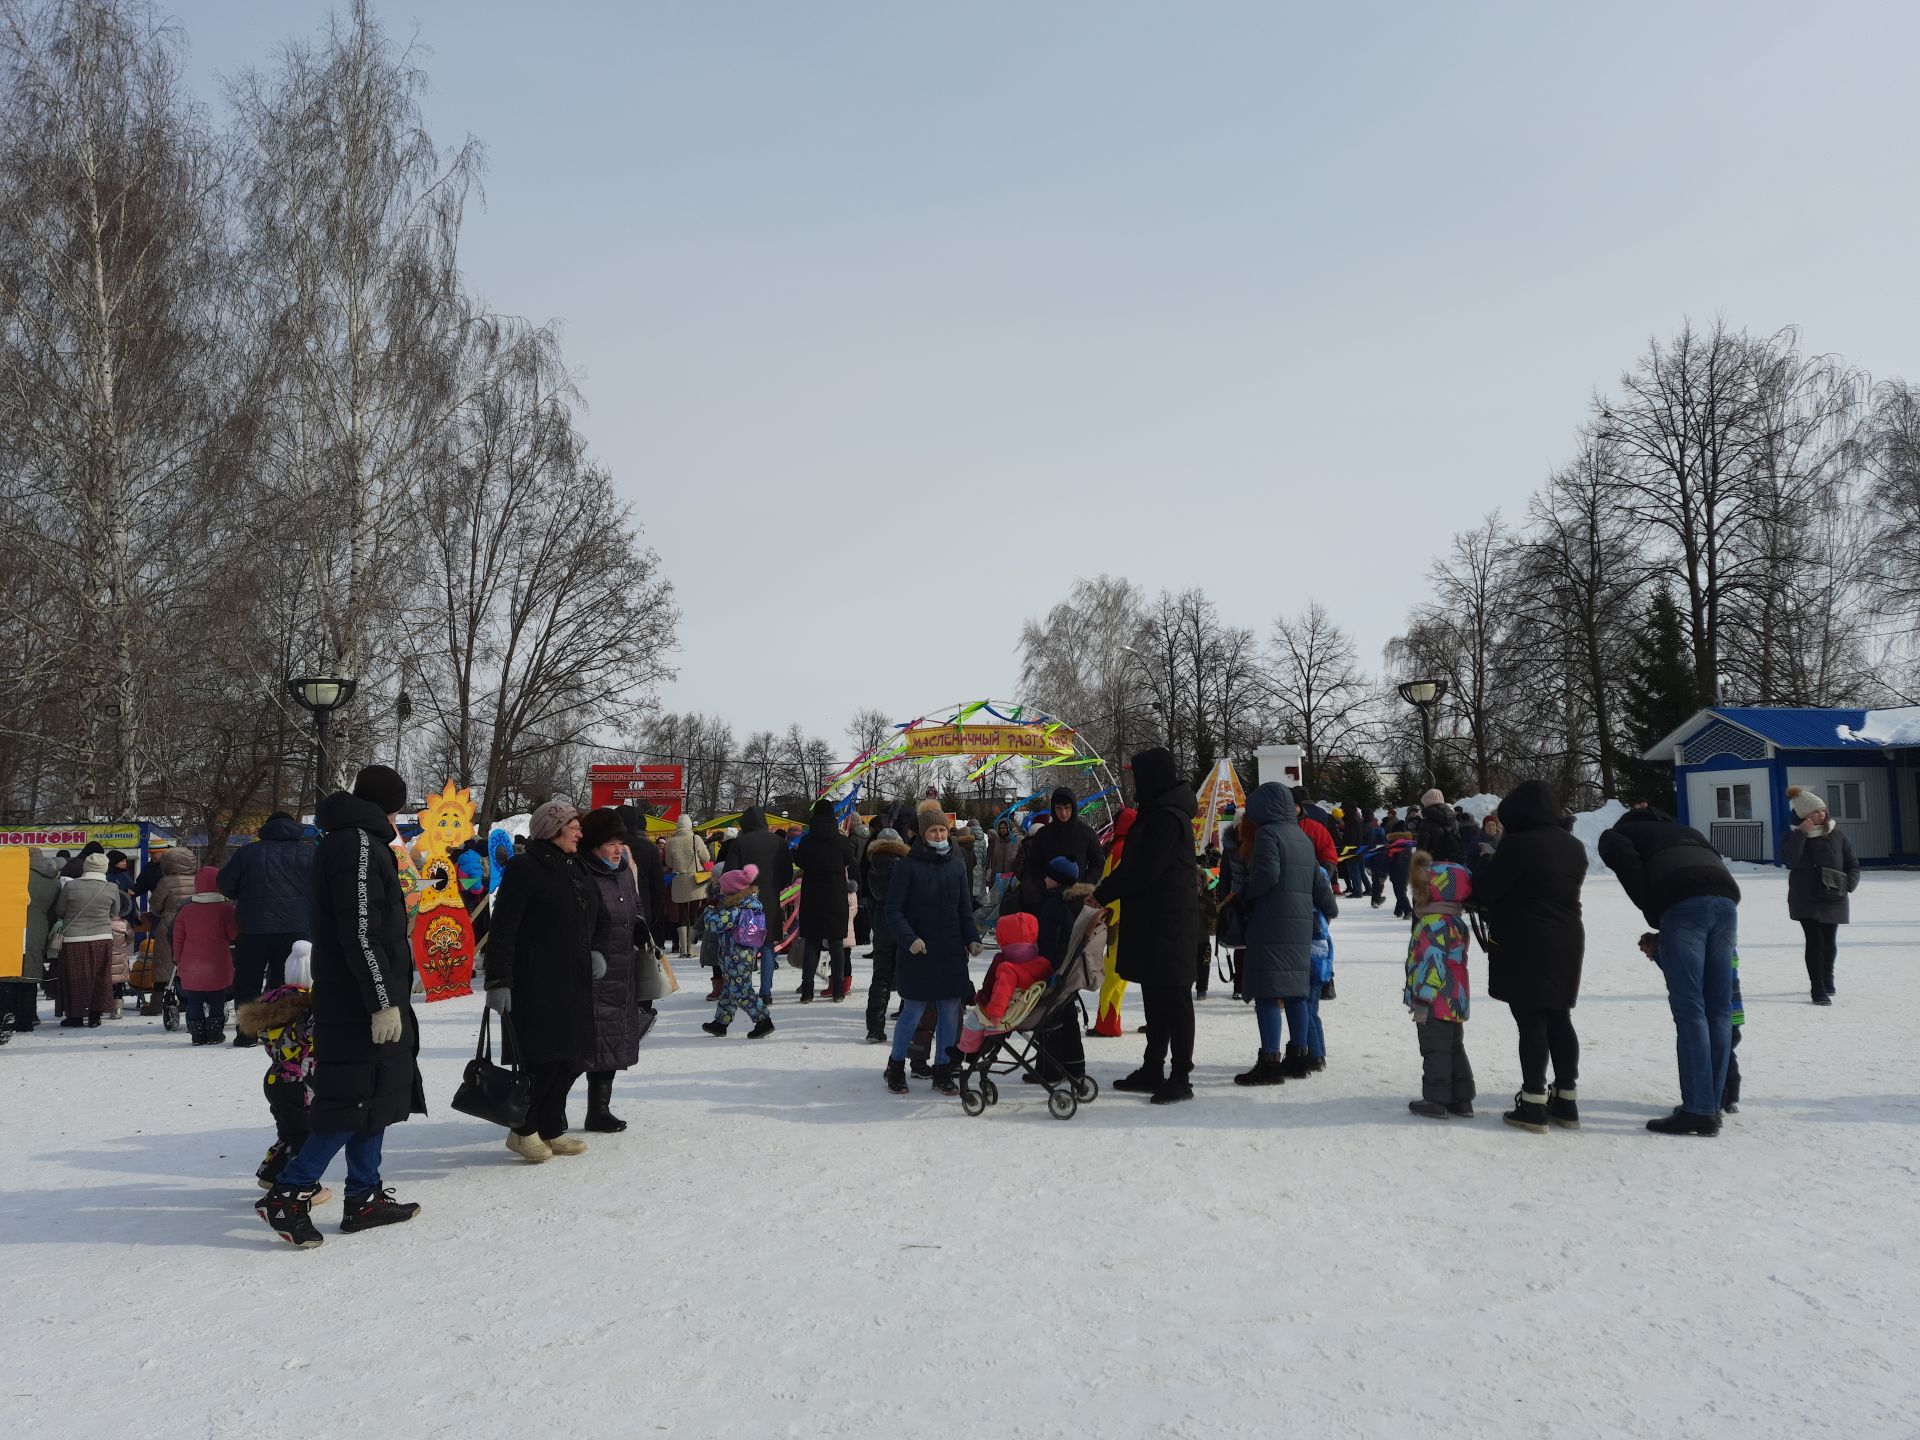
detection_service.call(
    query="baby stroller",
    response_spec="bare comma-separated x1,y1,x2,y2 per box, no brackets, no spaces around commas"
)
955,904,1108,1121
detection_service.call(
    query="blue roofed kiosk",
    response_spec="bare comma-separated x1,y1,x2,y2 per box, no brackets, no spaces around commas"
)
1642,707,1920,865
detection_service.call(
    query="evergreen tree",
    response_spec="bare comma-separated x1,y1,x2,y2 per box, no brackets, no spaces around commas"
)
1612,589,1701,807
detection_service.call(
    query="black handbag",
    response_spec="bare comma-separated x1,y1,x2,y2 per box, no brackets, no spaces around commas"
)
451,1010,532,1130
1216,895,1247,949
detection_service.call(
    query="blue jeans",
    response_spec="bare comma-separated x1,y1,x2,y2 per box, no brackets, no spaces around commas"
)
277,1127,385,1197
1255,997,1284,1051
759,939,778,999
1656,895,1738,1115
1284,995,1309,1050
891,997,961,1064
1305,983,1325,1060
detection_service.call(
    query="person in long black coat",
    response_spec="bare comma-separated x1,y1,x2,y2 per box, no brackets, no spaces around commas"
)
882,800,980,1095
793,797,856,1002
580,807,651,1134
486,799,611,1162
1469,780,1588,1129
256,765,423,1247
862,828,912,1041
727,807,795,1003
1095,746,1202,1105
1780,787,1861,1004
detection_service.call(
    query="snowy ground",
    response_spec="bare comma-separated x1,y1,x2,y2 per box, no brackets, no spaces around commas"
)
3,869,1916,1440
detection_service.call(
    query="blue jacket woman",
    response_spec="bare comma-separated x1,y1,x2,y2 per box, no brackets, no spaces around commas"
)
1229,782,1336,1086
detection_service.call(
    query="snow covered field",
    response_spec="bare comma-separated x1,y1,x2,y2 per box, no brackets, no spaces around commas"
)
4,868,1916,1440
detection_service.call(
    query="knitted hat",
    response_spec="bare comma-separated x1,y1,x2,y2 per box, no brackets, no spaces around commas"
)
580,806,626,851
996,911,1039,948
82,853,109,875
720,863,759,896
352,764,408,814
1787,786,1828,819
1047,855,1080,885
917,799,949,833
1420,788,1445,808
529,797,581,841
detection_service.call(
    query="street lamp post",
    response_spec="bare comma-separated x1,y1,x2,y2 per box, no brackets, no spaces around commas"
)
288,675,358,816
1397,678,1447,788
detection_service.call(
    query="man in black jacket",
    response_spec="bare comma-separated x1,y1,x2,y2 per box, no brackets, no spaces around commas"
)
1098,748,1202,1106
256,765,423,1248
1598,808,1741,1136
1015,787,1104,916
729,807,795,1004
217,811,315,1042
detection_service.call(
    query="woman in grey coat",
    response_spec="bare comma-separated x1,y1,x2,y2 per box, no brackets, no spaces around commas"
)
1780,787,1861,1005
1227,783,1336,1086
54,853,130,1026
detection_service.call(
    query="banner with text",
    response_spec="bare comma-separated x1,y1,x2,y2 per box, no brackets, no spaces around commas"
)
902,725,1075,760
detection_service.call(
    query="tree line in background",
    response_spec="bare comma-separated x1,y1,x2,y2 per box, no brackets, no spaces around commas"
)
1019,320,1920,815
0,0,676,844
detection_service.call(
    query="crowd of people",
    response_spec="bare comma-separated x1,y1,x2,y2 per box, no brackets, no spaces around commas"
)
3,750,1863,1250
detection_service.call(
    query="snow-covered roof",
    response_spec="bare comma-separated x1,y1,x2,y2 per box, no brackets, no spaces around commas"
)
1836,707,1920,745
1645,706,1886,763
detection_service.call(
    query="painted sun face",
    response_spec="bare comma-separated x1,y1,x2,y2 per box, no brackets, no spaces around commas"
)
418,780,475,859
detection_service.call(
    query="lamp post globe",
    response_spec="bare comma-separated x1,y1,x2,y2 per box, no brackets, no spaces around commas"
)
1396,678,1446,788
287,675,357,814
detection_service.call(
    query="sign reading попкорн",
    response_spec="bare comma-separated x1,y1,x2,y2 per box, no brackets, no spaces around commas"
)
0,824,142,851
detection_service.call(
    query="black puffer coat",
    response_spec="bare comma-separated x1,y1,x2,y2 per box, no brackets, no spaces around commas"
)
583,852,647,1071
306,792,424,1133
1016,787,1105,913
1598,809,1743,929
793,798,855,942
1781,824,1860,925
1093,747,1201,987
217,812,315,936
1471,781,1588,1010
1415,804,1464,864
884,840,979,1001
486,839,611,1067
1232,783,1337,1001
864,832,910,941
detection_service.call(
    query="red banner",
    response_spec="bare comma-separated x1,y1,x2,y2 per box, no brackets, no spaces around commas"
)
588,763,685,817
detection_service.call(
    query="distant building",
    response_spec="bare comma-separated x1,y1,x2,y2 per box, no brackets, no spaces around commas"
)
1644,706,1918,864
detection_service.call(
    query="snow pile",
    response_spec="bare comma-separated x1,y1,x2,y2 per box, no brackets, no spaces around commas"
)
1838,706,1920,744
1455,792,1502,822
1569,798,1629,872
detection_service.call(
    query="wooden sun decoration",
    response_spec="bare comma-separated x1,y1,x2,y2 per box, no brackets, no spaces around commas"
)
414,780,476,914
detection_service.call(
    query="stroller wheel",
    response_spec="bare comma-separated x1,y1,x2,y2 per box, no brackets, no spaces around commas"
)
161,995,181,1032
1071,1074,1099,1104
0,1012,14,1045
1047,1088,1078,1121
980,1078,998,1107
960,1087,987,1117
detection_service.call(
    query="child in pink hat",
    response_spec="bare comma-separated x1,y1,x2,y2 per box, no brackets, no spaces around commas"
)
701,865,775,1038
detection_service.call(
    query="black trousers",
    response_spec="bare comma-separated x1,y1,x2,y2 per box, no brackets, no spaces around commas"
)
1799,919,1838,998
1723,1025,1743,1107
1139,983,1195,1078
864,928,897,1035
854,904,872,947
0,979,38,1032
517,1061,584,1141
1509,1004,1579,1094
1194,938,1210,996
800,937,848,998
232,931,302,1015
265,1077,309,1147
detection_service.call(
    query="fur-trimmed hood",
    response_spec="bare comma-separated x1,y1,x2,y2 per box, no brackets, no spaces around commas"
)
1063,881,1097,903
236,985,311,1035
866,835,911,861
713,886,760,912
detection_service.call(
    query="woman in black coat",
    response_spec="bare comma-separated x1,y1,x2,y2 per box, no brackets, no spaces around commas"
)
793,797,856,1002
1094,746,1202,1105
579,807,651,1134
1467,780,1587,1132
881,800,980,1096
1781,787,1861,1005
485,799,611,1162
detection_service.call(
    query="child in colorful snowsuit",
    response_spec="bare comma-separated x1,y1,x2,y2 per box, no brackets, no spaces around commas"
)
236,941,329,1202
700,865,774,1038
1404,850,1474,1118
171,866,237,1044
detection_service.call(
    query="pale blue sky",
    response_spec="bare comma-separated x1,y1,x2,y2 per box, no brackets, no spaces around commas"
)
177,1,1920,746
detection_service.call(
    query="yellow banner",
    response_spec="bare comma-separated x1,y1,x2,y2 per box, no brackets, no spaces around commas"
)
902,725,1075,759
0,848,26,978
0,824,141,853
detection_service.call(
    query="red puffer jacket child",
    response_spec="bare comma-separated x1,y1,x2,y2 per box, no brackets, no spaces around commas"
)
172,867,238,993
957,914,1054,1053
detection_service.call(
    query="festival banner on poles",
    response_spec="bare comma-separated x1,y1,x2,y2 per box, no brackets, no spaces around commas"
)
902,724,1076,760
1194,760,1246,853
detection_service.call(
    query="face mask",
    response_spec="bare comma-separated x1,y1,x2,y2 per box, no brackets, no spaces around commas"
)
928,839,950,854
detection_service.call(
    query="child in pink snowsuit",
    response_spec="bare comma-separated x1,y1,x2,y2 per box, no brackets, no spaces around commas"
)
958,913,1052,1053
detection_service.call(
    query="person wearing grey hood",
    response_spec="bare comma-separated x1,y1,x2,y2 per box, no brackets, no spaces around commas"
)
862,826,912,1042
